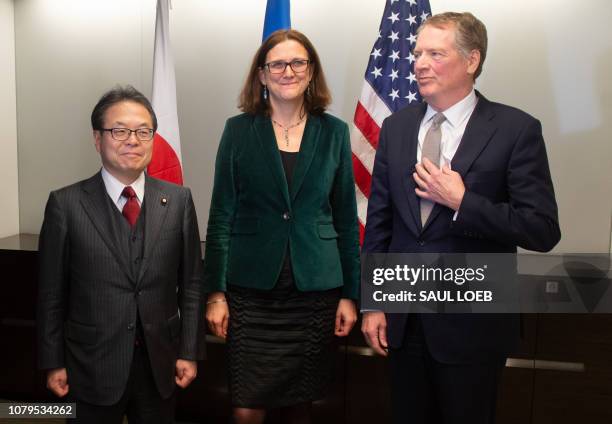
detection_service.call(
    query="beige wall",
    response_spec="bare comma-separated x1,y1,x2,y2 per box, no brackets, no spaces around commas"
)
0,0,19,238
13,0,612,254
14,0,155,235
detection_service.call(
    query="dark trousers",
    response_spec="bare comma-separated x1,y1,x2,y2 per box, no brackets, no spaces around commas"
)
388,316,504,424
71,344,176,424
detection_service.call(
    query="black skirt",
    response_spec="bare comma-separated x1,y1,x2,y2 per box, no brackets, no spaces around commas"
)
226,258,341,408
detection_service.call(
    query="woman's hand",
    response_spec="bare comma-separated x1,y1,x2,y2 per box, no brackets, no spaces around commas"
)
334,298,357,337
205,292,229,339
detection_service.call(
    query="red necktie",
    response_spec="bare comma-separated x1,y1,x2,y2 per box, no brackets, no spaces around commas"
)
121,186,141,227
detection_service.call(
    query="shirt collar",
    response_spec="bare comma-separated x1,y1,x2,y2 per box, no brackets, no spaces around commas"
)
100,167,146,204
423,89,477,128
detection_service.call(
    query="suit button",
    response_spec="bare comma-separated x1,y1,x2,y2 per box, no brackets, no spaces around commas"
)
417,240,425,246
282,212,291,220
127,323,135,331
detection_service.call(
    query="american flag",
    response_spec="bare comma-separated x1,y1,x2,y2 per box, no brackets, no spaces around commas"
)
351,0,432,242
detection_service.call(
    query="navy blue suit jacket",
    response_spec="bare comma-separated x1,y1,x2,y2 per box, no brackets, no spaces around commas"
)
362,92,560,364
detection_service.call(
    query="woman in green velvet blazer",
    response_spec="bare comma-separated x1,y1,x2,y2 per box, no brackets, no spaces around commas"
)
204,111,360,298
203,30,360,423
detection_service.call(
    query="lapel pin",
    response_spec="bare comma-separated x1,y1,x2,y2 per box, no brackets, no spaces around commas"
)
161,197,167,206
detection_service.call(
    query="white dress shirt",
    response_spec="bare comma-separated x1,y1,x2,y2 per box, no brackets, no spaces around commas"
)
417,89,478,167
100,167,145,211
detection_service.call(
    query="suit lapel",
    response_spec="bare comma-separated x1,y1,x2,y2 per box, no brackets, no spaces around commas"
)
423,93,497,231
290,115,321,201
80,172,133,281
254,115,291,208
450,93,497,177
137,175,170,285
401,104,427,233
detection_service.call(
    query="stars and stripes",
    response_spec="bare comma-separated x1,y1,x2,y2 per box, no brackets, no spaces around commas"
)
350,0,431,242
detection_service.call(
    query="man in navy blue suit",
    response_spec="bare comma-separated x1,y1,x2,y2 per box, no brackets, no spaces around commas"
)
361,12,560,424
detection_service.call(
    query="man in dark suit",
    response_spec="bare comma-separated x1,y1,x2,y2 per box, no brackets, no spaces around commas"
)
361,12,560,424
37,85,204,423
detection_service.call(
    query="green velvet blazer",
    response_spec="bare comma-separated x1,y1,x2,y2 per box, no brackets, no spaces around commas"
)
203,112,360,299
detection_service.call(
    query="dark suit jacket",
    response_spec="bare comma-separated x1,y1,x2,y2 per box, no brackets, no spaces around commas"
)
363,92,561,363
37,172,205,405
203,113,360,299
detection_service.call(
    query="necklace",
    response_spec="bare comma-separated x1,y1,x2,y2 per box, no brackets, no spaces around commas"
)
272,116,306,147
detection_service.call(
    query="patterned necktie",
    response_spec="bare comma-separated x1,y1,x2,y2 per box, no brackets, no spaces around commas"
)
121,186,141,228
420,112,446,226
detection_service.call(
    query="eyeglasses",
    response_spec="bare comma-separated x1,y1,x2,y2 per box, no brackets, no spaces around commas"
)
263,59,310,74
100,128,155,142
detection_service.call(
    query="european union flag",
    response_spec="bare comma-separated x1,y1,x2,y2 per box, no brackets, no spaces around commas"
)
262,0,291,41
